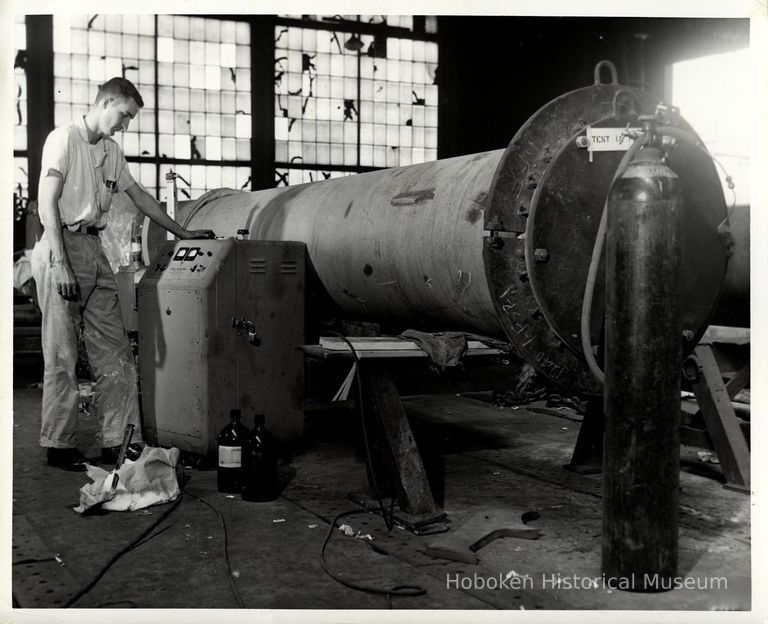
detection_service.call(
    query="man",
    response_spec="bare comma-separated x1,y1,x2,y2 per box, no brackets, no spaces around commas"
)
31,77,214,471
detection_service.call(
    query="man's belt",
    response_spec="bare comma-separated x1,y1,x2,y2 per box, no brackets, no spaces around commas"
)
64,224,103,235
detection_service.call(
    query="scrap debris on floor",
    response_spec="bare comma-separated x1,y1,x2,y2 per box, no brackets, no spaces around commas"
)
11,381,750,612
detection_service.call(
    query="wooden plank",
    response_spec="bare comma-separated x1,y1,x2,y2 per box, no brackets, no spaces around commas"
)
301,344,501,361
320,336,421,350
700,326,750,345
724,364,750,400
319,336,497,352
302,345,429,360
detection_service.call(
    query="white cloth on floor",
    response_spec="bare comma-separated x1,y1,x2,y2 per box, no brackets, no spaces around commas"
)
74,446,181,514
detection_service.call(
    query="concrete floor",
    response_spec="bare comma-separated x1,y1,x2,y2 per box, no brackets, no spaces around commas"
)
10,362,751,616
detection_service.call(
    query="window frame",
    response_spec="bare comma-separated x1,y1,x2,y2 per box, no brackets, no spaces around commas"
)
273,15,439,186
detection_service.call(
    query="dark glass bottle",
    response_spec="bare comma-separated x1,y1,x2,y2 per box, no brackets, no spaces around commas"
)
242,414,278,502
217,409,250,493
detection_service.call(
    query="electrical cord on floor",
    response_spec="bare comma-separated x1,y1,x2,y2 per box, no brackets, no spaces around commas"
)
125,524,173,552
182,487,246,608
63,492,183,608
322,332,427,604
321,508,427,607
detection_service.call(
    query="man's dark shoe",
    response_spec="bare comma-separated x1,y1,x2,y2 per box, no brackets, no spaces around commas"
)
47,448,89,472
101,443,143,465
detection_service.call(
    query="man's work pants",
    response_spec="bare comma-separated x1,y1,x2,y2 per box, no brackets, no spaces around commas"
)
31,229,142,449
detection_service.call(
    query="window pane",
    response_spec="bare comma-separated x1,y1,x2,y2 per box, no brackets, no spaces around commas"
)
52,14,251,200
14,39,27,151
275,22,435,174
671,49,750,205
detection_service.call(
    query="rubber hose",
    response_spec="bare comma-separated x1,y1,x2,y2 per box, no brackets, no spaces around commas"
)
580,137,646,385
579,123,712,385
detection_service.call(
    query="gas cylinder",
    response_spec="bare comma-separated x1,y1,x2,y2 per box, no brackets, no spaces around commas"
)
602,119,683,589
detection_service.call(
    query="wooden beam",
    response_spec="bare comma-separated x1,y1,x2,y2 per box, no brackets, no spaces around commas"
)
360,360,441,521
25,16,55,202
250,16,276,191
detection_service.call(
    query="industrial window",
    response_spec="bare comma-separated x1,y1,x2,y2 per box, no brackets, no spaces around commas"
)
274,15,438,186
669,48,750,207
51,15,252,200
13,15,28,221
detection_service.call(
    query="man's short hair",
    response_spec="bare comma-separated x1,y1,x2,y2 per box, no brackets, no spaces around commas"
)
95,77,144,108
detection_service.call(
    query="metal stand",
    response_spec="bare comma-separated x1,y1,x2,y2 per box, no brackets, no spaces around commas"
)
681,344,750,492
302,337,504,532
566,344,750,493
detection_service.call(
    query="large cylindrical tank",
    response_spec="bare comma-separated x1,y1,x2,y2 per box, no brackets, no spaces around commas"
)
156,152,504,337
710,203,749,328
144,79,733,393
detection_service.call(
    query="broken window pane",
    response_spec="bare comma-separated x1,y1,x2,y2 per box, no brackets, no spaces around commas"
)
52,14,251,200
274,18,438,184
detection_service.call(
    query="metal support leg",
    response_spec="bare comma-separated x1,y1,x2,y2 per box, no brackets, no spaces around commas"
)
564,395,604,474
683,345,750,492
566,348,750,494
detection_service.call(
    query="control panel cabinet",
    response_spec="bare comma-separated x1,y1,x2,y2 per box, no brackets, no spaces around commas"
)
138,239,305,455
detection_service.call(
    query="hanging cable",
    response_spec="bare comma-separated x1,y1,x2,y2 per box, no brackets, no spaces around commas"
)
328,331,396,529
320,332,426,603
